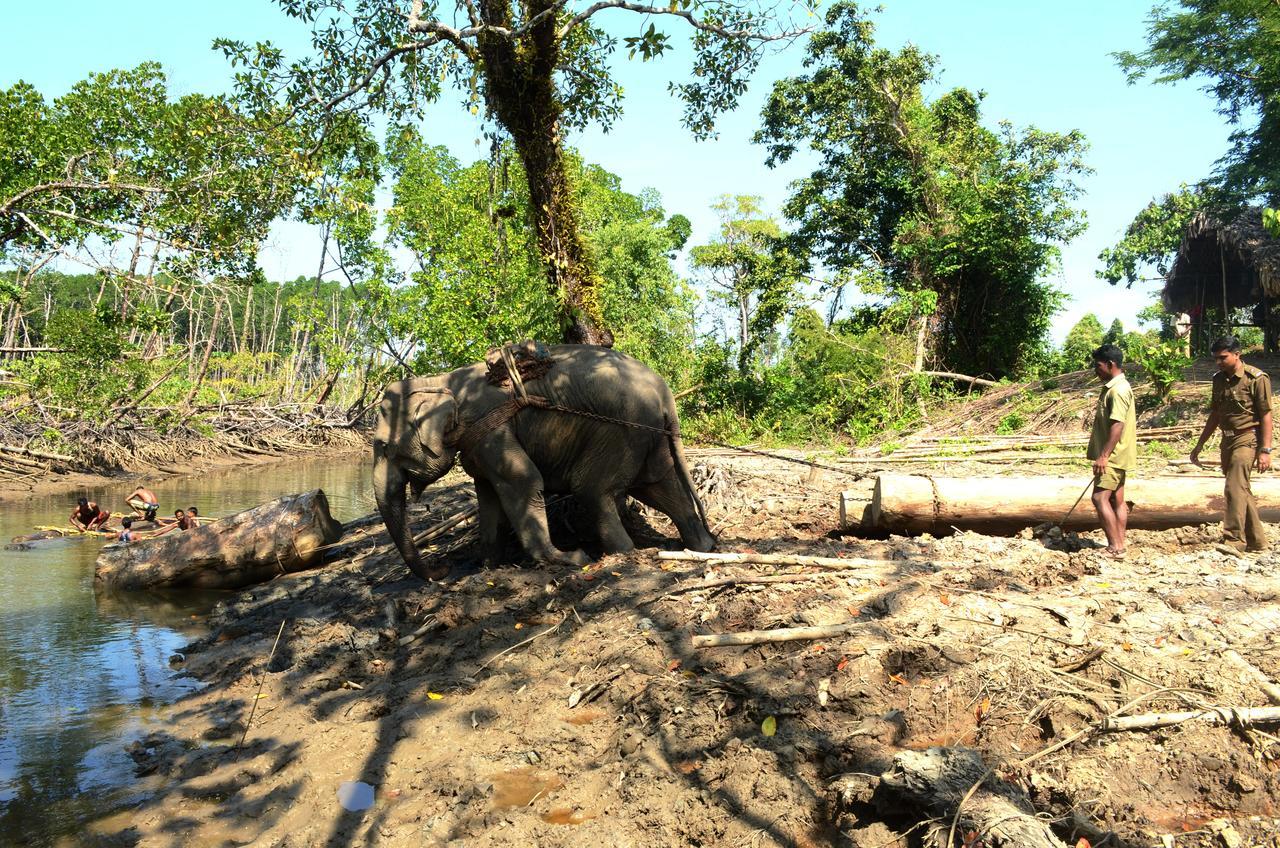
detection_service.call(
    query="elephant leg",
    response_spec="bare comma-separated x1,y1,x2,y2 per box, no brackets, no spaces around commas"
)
475,479,511,566
579,489,635,554
631,476,716,552
481,468,586,568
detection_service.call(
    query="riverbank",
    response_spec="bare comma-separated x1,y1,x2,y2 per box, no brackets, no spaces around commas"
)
77,452,1280,848
0,413,368,502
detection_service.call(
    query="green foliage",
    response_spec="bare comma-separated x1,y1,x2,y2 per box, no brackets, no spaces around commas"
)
1059,313,1104,372
31,308,145,414
754,2,1087,379
0,64,304,274
689,195,802,372
1265,207,1280,237
381,129,696,377
1103,319,1125,346
1097,186,1207,285
682,307,944,444
1116,0,1280,202
995,411,1025,434
1131,337,1193,402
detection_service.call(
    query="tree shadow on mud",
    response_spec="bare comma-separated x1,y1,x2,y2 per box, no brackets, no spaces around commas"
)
90,495,1131,848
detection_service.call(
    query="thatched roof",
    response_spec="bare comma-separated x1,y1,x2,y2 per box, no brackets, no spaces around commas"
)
1162,207,1280,314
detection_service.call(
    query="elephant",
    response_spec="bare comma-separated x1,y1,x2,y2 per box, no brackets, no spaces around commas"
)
373,343,716,580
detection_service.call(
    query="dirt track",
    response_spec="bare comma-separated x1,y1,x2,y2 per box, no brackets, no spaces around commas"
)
83,454,1280,848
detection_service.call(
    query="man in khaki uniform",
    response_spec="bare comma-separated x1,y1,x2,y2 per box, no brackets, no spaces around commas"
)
1191,335,1273,552
1087,344,1138,557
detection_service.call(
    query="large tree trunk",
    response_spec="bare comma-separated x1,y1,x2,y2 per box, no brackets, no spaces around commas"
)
869,473,1280,533
478,0,612,347
94,490,342,591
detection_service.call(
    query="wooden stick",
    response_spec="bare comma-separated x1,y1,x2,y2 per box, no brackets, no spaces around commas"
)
1101,705,1280,732
658,550,933,571
692,621,861,648
0,442,73,462
643,569,881,603
236,618,287,758
1221,650,1280,705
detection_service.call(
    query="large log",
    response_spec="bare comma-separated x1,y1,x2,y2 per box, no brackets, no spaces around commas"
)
870,472,1280,533
95,490,342,591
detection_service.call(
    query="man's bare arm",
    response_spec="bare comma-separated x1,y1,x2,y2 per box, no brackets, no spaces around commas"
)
1191,410,1221,462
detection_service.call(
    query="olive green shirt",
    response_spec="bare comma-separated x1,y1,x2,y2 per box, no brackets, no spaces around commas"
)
1210,363,1272,433
1087,373,1137,470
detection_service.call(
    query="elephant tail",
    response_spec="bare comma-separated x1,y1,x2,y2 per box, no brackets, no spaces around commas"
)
665,412,710,536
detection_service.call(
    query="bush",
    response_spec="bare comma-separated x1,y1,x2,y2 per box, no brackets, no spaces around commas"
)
1131,337,1192,402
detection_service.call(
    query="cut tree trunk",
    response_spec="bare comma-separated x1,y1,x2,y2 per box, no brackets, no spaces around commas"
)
94,490,342,591
868,473,1280,533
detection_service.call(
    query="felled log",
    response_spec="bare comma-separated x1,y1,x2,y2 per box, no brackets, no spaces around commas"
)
878,747,1068,848
95,490,342,591
869,473,1280,533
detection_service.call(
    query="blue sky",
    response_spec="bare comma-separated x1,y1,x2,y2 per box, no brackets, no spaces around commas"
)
1,0,1232,342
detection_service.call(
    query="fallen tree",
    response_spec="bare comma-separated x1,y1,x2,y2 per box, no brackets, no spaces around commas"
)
94,490,342,590
865,473,1280,533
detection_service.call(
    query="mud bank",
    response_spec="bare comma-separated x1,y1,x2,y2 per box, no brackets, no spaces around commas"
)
82,455,1280,848
0,431,368,502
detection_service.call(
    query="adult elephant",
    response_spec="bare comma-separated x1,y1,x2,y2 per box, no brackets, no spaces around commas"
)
373,344,715,580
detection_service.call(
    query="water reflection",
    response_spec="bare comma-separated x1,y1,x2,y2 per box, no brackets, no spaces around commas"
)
0,452,371,846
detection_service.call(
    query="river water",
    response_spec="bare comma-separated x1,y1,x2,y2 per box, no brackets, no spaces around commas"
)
0,453,373,846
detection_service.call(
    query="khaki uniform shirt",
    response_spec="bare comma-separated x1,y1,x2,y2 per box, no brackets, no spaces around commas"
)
1087,373,1137,470
1211,363,1272,433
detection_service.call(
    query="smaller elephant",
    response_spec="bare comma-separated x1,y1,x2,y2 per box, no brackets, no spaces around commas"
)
373,344,715,579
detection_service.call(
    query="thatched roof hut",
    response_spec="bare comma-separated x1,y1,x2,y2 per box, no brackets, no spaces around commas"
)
1162,207,1280,317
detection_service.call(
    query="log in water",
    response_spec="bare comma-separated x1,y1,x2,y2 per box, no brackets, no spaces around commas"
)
869,473,1280,533
94,490,342,590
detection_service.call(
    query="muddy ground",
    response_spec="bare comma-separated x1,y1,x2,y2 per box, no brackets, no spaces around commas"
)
79,452,1280,848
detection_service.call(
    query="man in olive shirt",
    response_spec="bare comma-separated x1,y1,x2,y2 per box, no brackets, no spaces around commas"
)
1190,335,1272,552
1087,344,1138,557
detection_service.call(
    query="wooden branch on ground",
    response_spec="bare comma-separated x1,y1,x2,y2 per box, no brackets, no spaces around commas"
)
0,443,73,463
911,370,1000,388
1100,705,1280,732
1221,649,1280,705
643,569,882,604
658,550,937,572
692,621,862,648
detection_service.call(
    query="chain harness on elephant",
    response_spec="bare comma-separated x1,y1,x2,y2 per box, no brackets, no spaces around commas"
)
439,342,863,493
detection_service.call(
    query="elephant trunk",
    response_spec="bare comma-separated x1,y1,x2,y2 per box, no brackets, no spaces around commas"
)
374,451,447,581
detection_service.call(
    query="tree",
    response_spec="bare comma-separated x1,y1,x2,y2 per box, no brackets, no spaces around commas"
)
754,2,1087,378
1116,0,1280,203
1060,313,1104,373
380,128,696,374
1097,185,1206,286
1103,318,1125,346
217,0,806,345
689,195,800,372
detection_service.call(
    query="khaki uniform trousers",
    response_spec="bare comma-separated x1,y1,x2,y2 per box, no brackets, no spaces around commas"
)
1221,430,1269,550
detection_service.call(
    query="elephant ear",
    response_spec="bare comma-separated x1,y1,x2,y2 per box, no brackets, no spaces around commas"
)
407,388,460,459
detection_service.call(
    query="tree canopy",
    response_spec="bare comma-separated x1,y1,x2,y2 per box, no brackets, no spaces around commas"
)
754,1,1088,378
1116,0,1280,204
218,0,809,344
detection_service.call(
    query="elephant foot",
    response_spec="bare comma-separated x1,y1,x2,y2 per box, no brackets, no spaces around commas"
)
423,561,452,581
541,548,591,568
